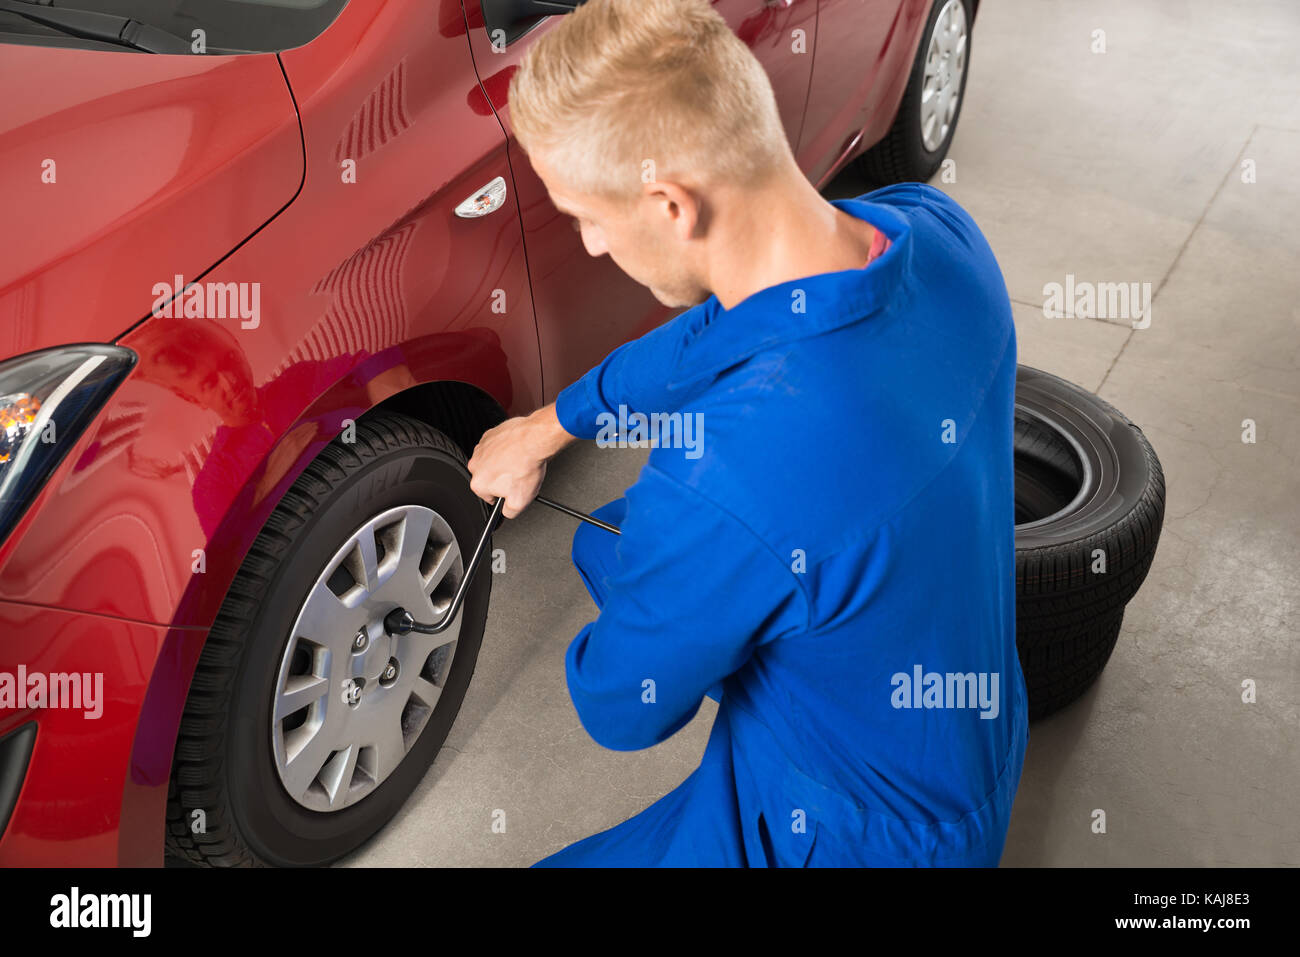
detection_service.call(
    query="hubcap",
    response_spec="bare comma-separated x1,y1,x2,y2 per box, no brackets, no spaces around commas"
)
271,504,465,812
920,0,968,153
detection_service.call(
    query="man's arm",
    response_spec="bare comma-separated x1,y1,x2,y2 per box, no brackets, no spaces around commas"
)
552,311,691,441
468,305,705,515
563,466,807,751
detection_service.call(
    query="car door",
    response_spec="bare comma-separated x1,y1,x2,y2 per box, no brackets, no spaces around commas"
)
460,0,816,402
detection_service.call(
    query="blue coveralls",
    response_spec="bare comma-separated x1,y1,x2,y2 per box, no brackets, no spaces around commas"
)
534,183,1029,867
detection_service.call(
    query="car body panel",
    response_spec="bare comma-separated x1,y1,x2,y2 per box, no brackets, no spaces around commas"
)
0,45,302,356
0,600,183,866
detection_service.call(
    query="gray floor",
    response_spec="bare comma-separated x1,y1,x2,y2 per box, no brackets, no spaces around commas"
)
342,0,1300,866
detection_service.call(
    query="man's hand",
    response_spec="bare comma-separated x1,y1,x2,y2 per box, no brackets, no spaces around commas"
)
467,403,577,518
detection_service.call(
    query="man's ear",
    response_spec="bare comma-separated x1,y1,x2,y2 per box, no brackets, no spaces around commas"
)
641,178,702,241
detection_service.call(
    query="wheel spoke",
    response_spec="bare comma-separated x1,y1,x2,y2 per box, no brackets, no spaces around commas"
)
353,529,381,594
422,542,458,593
320,744,360,809
410,675,444,710
921,106,937,146
297,580,359,650
275,673,329,722
371,710,409,783
282,722,335,800
396,507,435,569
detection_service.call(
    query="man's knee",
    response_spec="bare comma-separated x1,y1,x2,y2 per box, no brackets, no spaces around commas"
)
571,497,627,606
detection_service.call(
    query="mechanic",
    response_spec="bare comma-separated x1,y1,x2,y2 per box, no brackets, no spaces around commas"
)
466,0,1029,866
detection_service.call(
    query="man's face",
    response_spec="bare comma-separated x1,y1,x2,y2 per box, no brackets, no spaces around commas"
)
531,150,710,309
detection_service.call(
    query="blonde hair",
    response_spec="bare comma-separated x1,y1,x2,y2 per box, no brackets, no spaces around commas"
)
507,0,791,204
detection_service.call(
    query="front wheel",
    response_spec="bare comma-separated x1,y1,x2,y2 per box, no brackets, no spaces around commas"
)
166,413,491,866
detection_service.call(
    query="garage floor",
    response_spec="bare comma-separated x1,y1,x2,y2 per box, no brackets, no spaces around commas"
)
342,0,1300,866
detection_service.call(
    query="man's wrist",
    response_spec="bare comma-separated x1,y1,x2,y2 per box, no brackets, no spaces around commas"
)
528,402,578,460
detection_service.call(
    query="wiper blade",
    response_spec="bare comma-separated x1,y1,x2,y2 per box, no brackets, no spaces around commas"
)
0,0,192,53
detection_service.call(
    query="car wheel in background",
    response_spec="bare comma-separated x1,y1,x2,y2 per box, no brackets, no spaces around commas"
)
856,0,973,186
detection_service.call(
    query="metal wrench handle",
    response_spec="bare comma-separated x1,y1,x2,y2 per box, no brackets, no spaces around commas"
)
535,495,622,535
384,497,506,636
384,493,619,637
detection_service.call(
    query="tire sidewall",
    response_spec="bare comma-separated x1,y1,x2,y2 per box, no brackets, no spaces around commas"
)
1015,367,1158,563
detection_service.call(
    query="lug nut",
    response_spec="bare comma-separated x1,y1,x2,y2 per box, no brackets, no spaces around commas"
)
341,677,364,707
353,629,368,653
379,659,400,686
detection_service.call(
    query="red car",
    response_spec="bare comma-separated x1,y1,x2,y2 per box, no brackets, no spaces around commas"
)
0,0,976,865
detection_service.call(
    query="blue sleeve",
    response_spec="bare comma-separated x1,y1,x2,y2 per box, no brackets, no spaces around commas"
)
563,465,808,751
554,305,706,439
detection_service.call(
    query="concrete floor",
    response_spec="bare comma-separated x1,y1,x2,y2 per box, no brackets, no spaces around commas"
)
342,0,1300,866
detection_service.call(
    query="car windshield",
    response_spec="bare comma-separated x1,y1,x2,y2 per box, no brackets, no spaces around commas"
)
0,0,348,53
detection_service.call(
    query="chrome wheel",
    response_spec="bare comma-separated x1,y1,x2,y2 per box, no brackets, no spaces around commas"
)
271,504,464,812
920,0,968,152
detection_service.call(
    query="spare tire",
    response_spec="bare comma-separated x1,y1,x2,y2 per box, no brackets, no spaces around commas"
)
1013,366,1166,720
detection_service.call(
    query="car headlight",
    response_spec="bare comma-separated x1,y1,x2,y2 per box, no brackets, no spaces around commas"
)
0,345,137,545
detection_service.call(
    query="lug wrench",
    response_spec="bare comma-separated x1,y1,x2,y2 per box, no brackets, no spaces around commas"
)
384,494,618,636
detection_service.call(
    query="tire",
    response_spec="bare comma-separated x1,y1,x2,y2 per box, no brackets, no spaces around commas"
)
1018,612,1125,722
165,413,492,866
1013,366,1166,719
856,0,973,187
